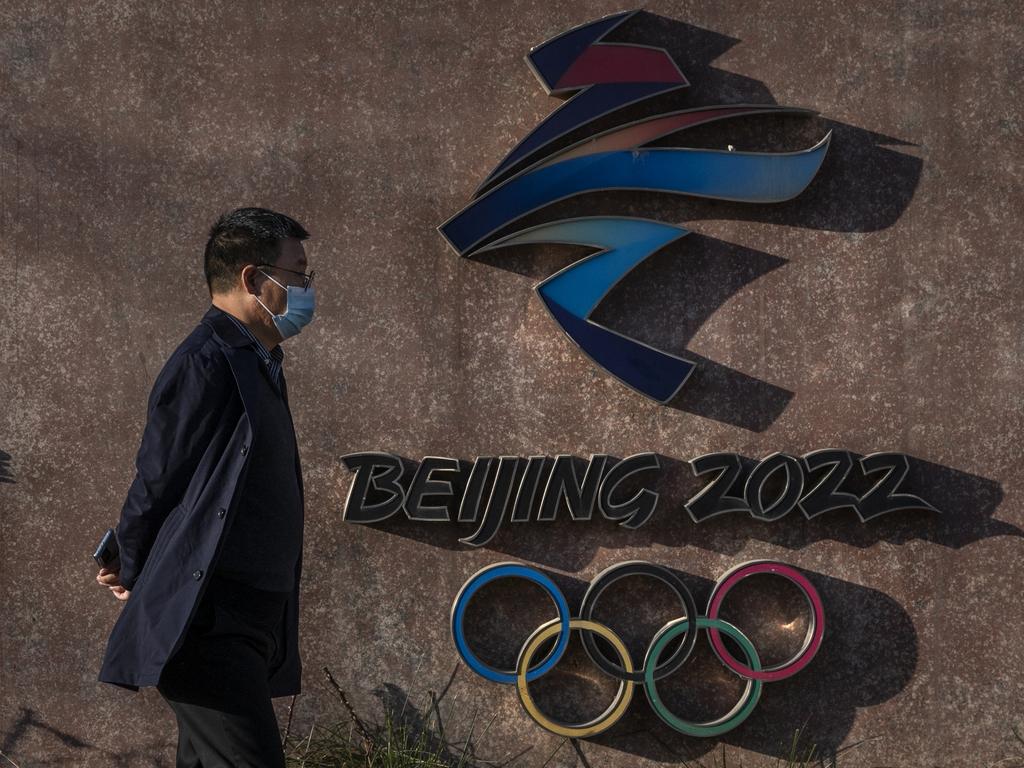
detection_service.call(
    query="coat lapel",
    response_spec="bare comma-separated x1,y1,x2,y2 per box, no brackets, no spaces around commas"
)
279,369,290,409
257,357,285,399
201,305,264,438
276,369,304,506
201,304,303,507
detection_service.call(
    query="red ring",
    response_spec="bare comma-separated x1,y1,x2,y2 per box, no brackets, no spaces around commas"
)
706,561,824,682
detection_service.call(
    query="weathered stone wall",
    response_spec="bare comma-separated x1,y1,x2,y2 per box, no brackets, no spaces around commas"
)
2,1,1022,765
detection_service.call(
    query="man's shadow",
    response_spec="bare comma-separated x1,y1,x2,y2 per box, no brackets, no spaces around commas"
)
469,11,923,432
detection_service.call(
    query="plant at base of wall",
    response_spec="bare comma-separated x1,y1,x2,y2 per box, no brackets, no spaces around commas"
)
274,665,891,768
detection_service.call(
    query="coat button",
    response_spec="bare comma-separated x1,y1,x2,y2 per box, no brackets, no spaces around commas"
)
240,444,248,456
193,569,203,580
217,507,226,518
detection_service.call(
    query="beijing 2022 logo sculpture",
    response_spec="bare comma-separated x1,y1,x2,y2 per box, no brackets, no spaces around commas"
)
437,9,831,403
451,560,824,738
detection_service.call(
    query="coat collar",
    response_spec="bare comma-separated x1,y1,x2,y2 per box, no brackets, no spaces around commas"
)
199,304,294,431
202,304,289,401
198,304,260,441
202,303,258,349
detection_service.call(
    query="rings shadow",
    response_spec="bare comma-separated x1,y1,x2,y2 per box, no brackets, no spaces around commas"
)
465,11,923,432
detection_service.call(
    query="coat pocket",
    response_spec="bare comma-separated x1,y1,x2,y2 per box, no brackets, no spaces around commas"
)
142,502,189,578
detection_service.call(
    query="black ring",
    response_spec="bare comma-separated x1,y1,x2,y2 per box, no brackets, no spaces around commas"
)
578,561,698,683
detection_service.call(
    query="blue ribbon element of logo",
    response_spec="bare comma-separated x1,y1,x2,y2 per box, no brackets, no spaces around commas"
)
437,10,831,403
476,218,697,403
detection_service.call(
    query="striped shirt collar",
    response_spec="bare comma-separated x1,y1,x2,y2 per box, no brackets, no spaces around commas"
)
224,312,284,389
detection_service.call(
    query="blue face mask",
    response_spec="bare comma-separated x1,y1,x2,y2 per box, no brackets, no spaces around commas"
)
255,270,316,339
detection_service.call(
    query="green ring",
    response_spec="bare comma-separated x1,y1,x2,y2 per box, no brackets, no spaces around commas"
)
643,617,763,737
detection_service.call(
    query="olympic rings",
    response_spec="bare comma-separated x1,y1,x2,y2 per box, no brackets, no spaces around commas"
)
706,560,825,682
517,618,634,738
450,562,571,684
579,561,699,683
644,617,762,737
450,559,824,737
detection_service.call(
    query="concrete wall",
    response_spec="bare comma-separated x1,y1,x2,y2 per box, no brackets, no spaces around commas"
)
2,1,1022,765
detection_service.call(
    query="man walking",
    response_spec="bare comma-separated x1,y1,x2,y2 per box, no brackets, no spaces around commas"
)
96,207,316,766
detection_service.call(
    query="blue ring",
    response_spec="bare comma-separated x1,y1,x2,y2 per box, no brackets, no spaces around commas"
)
451,563,572,684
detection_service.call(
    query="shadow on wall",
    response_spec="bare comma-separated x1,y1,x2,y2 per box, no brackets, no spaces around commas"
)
0,449,14,483
375,568,914,762
356,453,1012,571
584,569,915,761
468,11,923,432
0,705,173,767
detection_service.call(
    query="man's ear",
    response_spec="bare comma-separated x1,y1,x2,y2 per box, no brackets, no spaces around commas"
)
241,264,260,295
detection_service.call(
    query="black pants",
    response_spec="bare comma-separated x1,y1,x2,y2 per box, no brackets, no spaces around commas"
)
156,571,290,767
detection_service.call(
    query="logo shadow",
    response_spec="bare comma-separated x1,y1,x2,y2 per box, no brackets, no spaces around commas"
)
470,11,922,431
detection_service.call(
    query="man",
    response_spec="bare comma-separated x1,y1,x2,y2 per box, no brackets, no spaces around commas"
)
96,207,315,767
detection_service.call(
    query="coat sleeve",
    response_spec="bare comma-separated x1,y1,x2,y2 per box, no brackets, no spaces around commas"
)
115,348,234,592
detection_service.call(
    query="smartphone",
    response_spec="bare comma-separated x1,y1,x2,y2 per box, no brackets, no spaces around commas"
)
94,527,121,569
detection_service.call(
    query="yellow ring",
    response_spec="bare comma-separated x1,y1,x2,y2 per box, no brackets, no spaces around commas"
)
515,618,635,738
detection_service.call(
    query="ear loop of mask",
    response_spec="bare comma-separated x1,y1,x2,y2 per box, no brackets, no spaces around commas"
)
253,269,286,318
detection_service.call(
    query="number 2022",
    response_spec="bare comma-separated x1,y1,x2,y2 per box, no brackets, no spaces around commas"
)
684,450,940,523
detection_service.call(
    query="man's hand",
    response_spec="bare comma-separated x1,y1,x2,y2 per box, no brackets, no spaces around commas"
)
96,566,131,601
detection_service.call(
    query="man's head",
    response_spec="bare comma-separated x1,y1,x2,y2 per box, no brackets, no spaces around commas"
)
204,207,313,346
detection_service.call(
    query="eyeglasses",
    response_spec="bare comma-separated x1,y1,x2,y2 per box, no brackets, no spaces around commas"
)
254,264,316,291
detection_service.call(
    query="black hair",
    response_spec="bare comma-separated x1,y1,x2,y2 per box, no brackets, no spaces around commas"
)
203,207,310,295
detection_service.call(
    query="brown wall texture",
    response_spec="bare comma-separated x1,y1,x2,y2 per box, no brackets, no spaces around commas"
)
2,1,1023,766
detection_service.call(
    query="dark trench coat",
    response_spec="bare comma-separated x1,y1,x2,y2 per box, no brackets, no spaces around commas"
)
97,304,304,697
